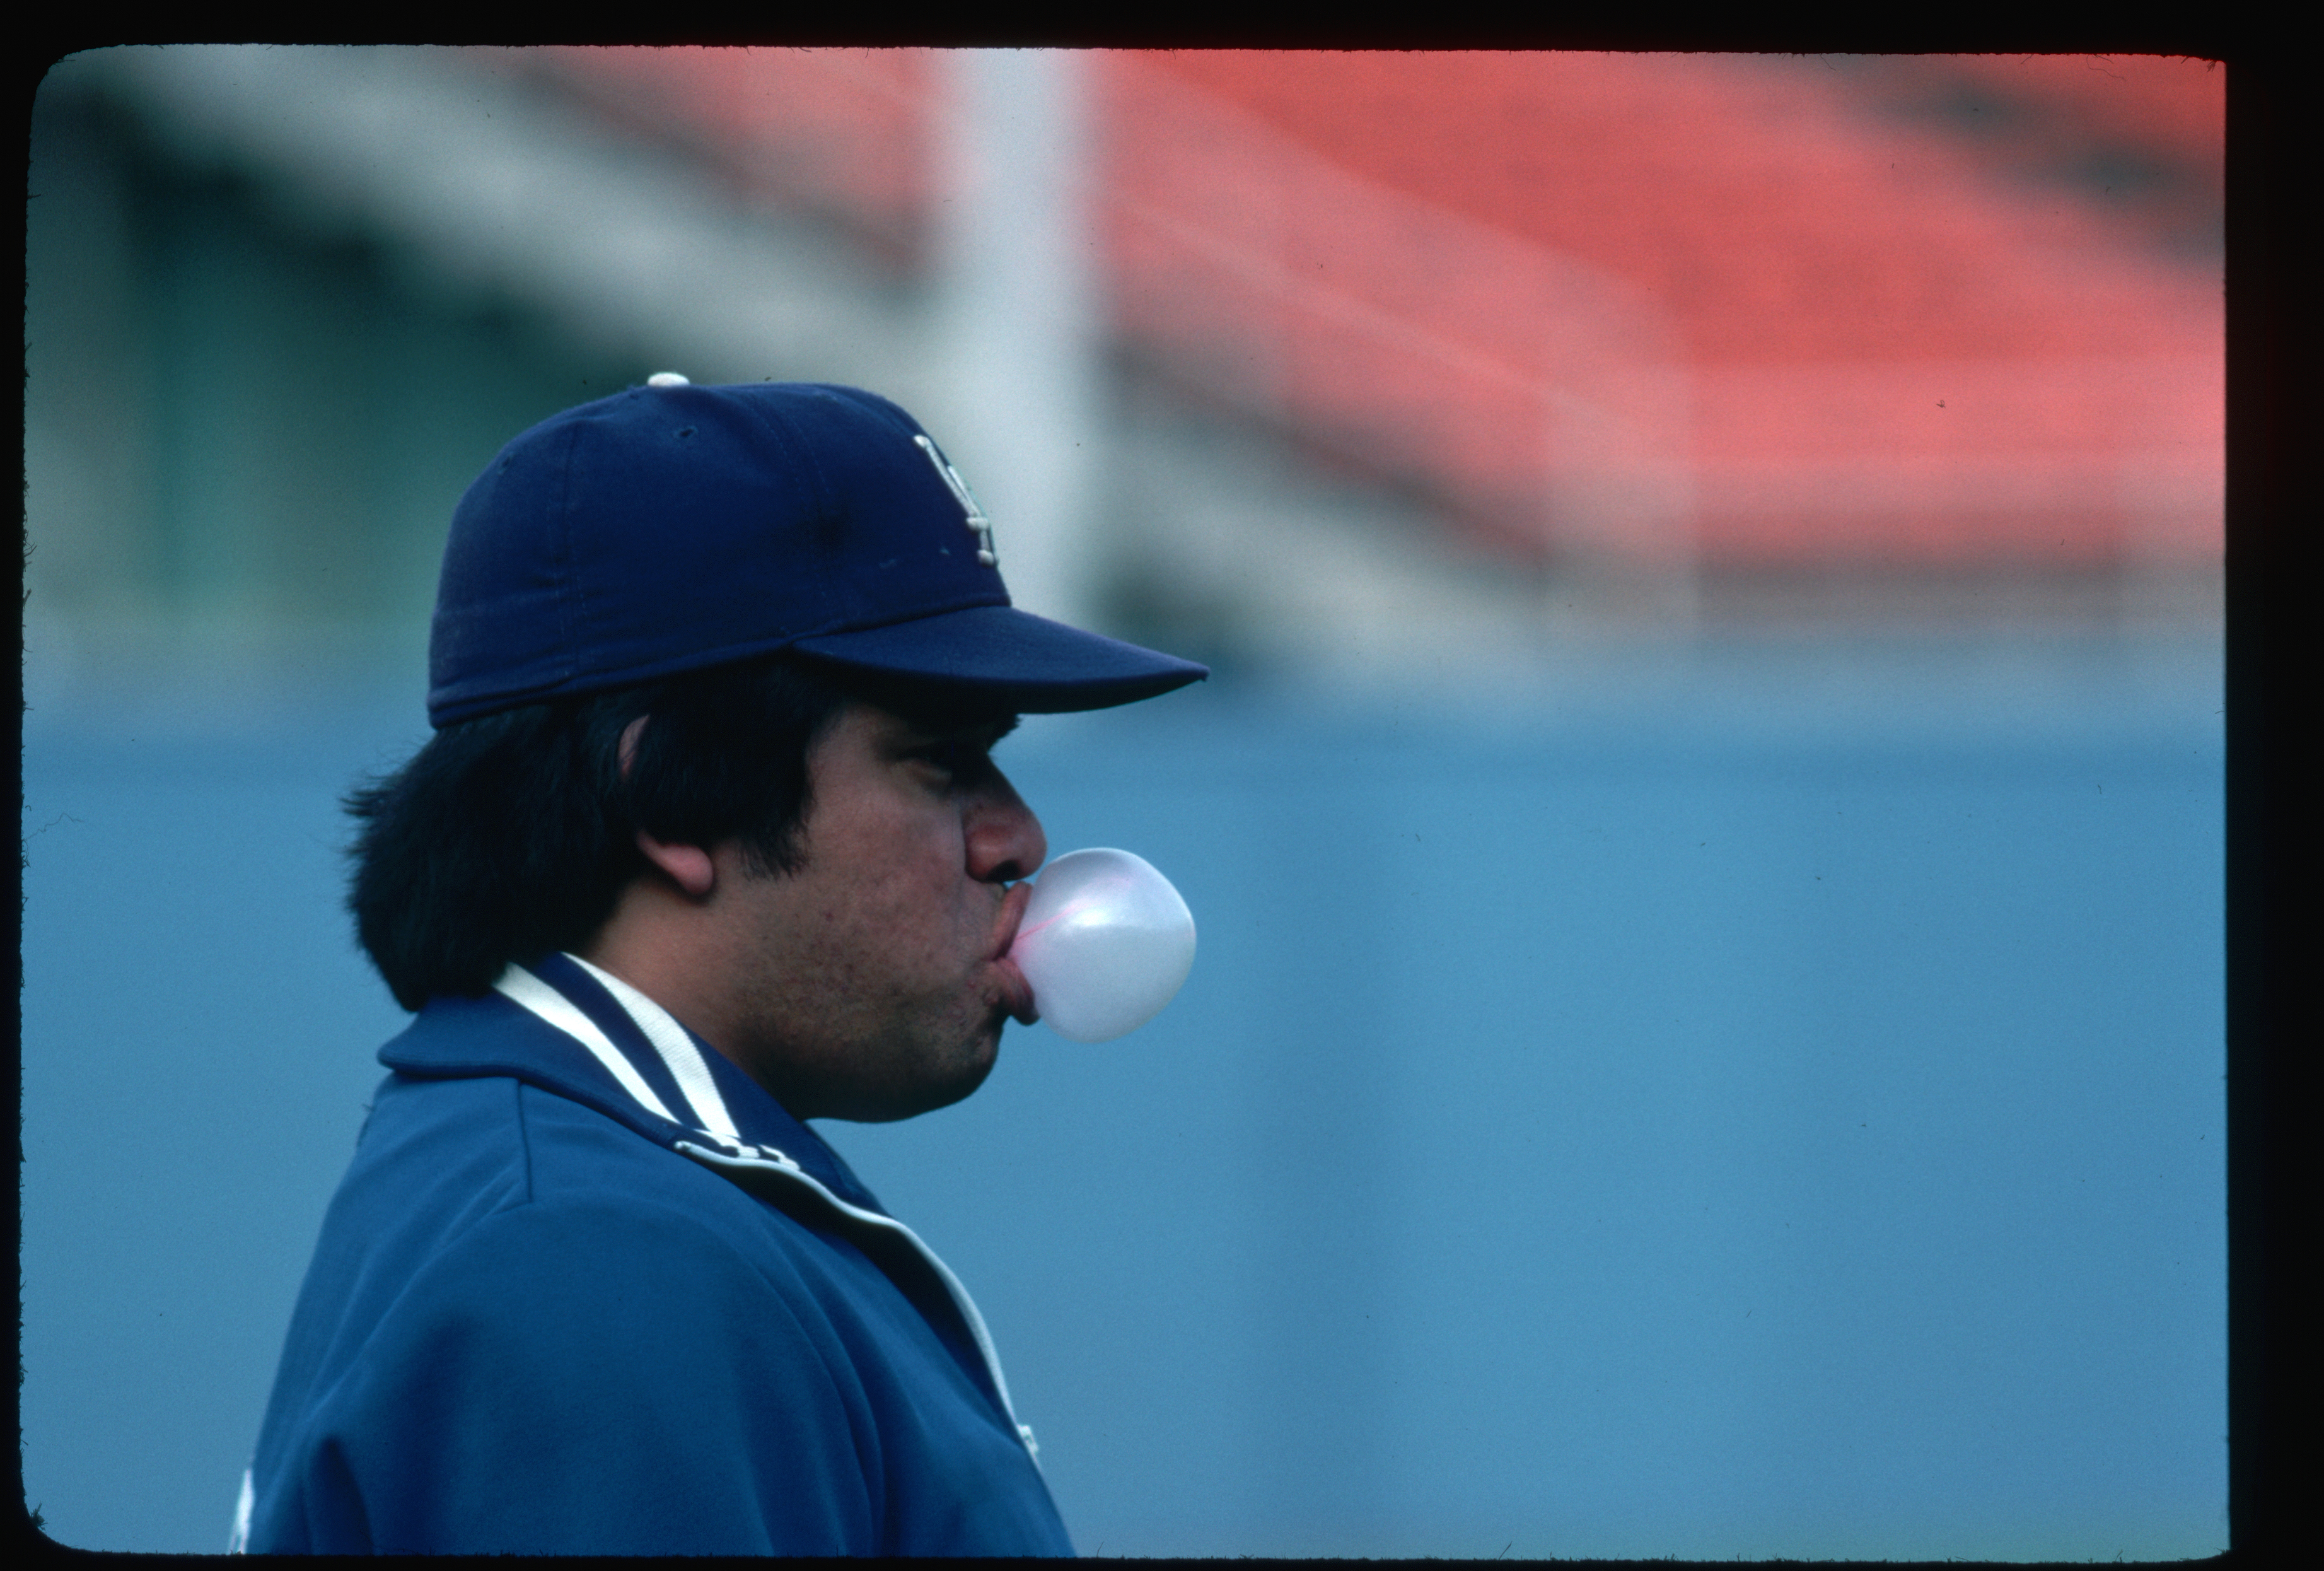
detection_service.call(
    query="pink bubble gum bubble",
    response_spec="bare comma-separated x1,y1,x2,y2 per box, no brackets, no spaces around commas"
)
1006,848,1197,1043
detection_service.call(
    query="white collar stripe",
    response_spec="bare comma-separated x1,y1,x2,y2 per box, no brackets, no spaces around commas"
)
496,965,683,1125
499,966,1033,1463
569,954,743,1143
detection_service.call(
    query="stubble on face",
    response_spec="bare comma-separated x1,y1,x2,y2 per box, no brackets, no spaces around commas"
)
711,702,1042,1123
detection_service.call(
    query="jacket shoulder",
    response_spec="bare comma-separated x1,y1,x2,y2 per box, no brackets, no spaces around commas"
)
255,1078,888,1555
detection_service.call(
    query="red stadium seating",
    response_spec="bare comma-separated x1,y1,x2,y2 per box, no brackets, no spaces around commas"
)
537,49,2222,570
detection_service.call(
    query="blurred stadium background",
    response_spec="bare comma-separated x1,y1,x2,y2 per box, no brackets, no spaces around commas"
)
22,49,2223,1558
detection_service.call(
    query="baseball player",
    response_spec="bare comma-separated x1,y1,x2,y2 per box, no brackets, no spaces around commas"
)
232,378,1206,1555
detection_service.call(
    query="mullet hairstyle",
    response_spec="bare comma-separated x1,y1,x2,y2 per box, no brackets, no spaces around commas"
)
346,654,851,1012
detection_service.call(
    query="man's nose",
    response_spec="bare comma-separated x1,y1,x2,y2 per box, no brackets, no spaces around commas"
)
967,768,1048,884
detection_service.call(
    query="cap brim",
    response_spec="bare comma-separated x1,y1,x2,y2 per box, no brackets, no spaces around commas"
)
792,605,1208,714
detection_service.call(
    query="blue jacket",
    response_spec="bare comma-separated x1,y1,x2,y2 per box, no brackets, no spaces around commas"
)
236,952,1074,1556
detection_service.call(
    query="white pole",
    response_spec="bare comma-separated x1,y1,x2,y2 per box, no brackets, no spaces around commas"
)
929,48,1107,632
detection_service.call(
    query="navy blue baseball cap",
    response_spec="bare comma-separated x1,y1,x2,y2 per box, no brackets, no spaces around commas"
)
427,379,1207,727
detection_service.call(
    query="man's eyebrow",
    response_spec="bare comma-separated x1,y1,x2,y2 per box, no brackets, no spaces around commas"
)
896,713,1020,749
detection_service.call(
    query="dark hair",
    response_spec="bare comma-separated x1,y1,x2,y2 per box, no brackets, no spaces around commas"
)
345,654,851,1012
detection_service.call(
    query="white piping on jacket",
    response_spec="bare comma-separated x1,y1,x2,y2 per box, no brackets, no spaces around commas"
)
228,1466,253,1553
675,1140,1037,1461
567,954,745,1145
494,966,682,1126
496,960,1039,1464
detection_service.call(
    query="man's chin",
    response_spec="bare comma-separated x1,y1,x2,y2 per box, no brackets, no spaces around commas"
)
817,1025,1003,1124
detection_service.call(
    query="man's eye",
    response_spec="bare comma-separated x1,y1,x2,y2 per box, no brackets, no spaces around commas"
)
917,743,980,778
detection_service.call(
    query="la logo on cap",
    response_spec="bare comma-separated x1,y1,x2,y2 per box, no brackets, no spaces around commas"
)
913,435,997,568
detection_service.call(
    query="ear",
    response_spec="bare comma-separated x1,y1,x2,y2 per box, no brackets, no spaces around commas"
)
637,831,717,899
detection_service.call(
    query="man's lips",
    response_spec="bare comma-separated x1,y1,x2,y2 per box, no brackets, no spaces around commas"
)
991,881,1040,1025
994,954,1038,1025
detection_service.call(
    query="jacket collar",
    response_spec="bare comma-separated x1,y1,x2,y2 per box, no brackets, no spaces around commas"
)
379,952,887,1215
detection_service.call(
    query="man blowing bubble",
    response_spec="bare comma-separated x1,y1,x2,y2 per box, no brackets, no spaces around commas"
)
231,378,1206,1556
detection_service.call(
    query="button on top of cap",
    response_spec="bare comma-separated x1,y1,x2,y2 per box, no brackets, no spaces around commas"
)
646,372,690,387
